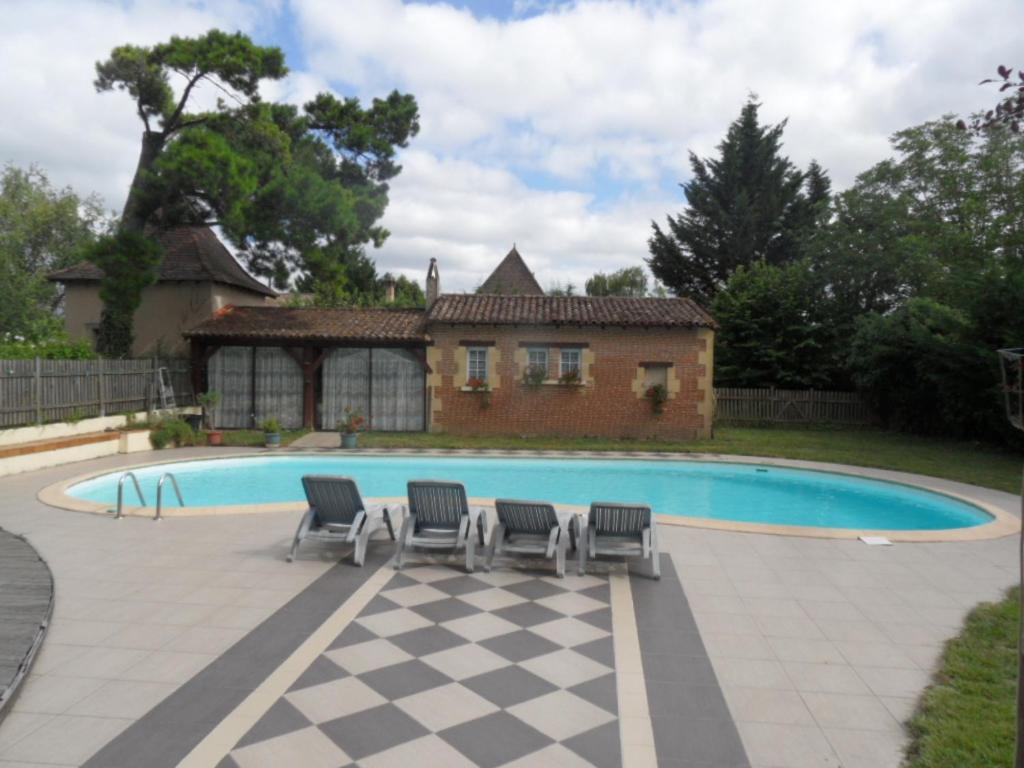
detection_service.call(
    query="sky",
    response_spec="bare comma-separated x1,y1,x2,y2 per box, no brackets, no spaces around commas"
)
3,0,1022,292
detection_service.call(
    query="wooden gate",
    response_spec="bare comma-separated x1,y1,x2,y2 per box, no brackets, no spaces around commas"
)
321,348,424,431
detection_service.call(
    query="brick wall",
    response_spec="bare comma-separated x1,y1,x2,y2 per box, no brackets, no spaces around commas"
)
426,325,713,439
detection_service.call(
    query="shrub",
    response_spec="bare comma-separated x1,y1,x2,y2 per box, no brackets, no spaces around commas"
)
261,418,281,433
149,418,196,449
0,333,95,360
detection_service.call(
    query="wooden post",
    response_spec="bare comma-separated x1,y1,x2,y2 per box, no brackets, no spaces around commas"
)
97,357,106,417
33,356,42,424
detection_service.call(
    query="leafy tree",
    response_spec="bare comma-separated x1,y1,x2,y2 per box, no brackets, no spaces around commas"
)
585,266,648,297
0,164,108,341
960,65,1024,133
711,260,836,388
848,299,1003,439
647,98,813,304
92,29,419,355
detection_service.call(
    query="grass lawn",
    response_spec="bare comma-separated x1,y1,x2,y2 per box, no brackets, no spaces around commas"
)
355,427,1023,494
220,429,309,448
905,587,1018,768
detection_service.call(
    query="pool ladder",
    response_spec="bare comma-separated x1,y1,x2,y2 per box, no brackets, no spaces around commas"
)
114,472,184,520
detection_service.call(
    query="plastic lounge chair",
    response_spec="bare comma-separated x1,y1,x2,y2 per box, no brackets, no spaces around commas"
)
485,499,577,578
580,501,660,579
288,476,397,566
394,480,487,572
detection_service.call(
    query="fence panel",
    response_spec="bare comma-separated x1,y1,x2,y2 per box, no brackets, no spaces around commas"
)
0,358,192,428
714,387,874,426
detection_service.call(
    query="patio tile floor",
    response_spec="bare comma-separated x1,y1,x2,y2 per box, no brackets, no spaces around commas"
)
0,447,1019,767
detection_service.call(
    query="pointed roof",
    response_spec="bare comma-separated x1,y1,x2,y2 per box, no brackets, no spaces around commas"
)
477,246,544,295
48,225,276,298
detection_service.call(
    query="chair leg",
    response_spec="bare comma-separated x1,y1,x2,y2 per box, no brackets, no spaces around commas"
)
650,524,661,580
465,527,476,573
485,523,504,573
287,509,315,563
354,517,380,567
555,530,566,578
577,519,588,576
394,514,415,570
383,507,397,541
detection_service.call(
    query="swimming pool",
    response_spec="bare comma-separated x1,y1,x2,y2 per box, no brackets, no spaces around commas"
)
65,454,992,531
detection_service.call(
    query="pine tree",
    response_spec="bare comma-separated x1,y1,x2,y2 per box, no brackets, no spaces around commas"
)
647,98,808,305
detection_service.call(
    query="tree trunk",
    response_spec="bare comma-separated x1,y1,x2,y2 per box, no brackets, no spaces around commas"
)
120,130,165,232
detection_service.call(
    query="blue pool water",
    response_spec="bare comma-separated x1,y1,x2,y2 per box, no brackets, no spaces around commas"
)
67,455,992,531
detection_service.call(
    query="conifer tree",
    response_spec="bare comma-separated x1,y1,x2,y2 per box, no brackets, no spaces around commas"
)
647,98,808,304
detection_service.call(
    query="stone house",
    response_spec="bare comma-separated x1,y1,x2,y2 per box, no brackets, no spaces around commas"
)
48,225,276,357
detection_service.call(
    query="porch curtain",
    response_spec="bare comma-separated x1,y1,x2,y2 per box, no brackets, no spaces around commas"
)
322,349,370,430
208,346,252,428
371,348,425,431
254,348,303,429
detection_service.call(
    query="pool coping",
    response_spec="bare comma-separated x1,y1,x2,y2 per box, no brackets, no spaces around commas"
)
36,449,1020,543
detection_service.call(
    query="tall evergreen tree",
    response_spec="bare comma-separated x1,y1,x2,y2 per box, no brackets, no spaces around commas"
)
647,98,807,305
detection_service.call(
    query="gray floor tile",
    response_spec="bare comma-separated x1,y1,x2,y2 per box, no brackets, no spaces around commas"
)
328,622,377,650
409,596,480,624
577,583,611,604
492,601,563,628
288,655,349,692
319,703,429,760
574,636,615,667
430,575,493,597
439,711,553,768
568,672,618,714
642,653,720,686
461,665,557,708
645,680,733,721
358,659,451,701
651,715,750,767
235,698,311,749
387,573,421,590
562,720,622,768
360,595,401,616
504,579,568,601
215,755,240,768
480,629,561,663
388,625,469,657
576,606,613,631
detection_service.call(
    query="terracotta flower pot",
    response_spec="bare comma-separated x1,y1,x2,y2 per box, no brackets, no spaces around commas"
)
206,430,223,446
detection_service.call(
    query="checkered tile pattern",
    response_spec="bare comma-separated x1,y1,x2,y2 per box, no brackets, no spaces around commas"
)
221,565,620,768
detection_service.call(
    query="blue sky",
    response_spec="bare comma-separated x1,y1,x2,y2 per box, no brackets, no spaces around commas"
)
4,0,1022,291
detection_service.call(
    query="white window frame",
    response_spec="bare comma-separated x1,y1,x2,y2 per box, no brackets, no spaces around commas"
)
560,348,582,377
527,347,548,375
467,347,488,383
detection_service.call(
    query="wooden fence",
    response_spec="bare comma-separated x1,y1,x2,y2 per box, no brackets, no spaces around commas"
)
0,358,193,428
714,387,875,426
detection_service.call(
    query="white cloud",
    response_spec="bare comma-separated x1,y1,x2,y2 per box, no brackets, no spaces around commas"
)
4,0,1023,293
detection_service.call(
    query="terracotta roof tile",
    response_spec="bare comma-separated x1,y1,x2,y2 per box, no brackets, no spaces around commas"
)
48,226,276,297
184,306,428,343
427,294,717,329
478,247,545,295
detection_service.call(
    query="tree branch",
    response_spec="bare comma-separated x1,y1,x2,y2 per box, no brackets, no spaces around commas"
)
165,68,204,132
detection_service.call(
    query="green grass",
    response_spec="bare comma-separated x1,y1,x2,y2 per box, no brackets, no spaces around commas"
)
905,587,1018,768
355,427,1022,494
220,429,309,448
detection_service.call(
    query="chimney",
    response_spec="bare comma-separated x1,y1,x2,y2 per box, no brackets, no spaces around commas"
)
383,275,397,303
426,258,440,308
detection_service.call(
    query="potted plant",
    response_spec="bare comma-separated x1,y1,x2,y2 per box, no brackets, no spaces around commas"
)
466,377,491,408
339,406,365,448
558,368,582,386
522,364,547,388
197,390,222,446
261,418,282,448
646,383,669,415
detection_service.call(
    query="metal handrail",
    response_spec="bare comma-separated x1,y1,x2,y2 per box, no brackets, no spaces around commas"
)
155,473,184,521
115,472,146,520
